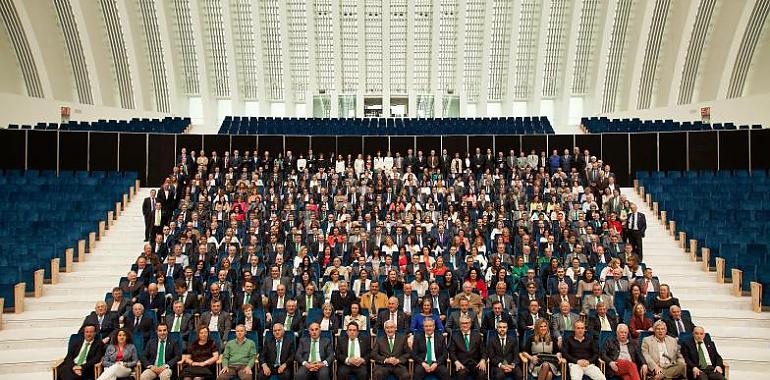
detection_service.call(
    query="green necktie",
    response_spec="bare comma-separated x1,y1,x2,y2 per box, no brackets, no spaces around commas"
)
173,316,181,332
426,336,433,364
286,315,293,328
307,296,312,311
245,293,251,305
565,315,572,330
388,337,394,353
464,334,470,350
310,340,318,362
156,341,165,367
698,342,708,368
349,338,356,358
75,342,91,366
275,340,282,366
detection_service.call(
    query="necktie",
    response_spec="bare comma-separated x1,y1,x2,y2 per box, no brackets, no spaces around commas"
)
135,317,139,327
433,297,440,313
156,341,165,366
245,293,251,305
75,342,91,366
349,339,356,358
698,342,708,368
390,313,396,324
565,315,572,330
310,340,318,362
275,340,282,366
286,315,293,328
500,337,506,349
601,316,610,331
173,316,181,332
306,296,312,311
388,337,394,353
370,297,377,314
501,298,505,310
464,334,470,350
98,316,103,329
677,319,685,334
426,336,433,364
615,281,620,292
167,266,173,277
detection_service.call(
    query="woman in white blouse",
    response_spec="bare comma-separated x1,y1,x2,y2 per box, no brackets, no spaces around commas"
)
317,303,338,332
335,155,346,175
381,236,398,257
343,302,368,331
409,270,430,298
352,269,372,297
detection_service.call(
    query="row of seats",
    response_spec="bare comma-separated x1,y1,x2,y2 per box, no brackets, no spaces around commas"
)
637,170,770,309
0,170,137,310
7,117,191,133
219,116,555,135
582,116,763,133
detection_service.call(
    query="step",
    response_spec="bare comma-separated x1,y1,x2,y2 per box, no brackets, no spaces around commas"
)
674,294,752,310
713,336,770,350
693,314,770,329
0,348,65,374
0,327,71,350
23,299,98,312
0,371,51,380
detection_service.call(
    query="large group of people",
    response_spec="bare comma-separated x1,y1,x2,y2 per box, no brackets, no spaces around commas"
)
56,145,726,380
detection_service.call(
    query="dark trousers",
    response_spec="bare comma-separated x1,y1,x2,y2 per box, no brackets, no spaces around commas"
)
626,229,644,260
693,367,726,380
455,366,486,380
372,364,410,380
338,364,368,380
491,366,523,380
257,365,291,380
295,365,330,380
144,218,153,241
58,363,93,380
413,364,450,379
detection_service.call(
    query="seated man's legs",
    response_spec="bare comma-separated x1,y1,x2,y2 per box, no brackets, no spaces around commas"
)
456,366,486,380
140,368,172,380
414,364,450,380
216,365,248,380
372,365,409,380
569,363,586,380
338,364,368,380
662,363,685,380
615,359,641,380
582,364,606,380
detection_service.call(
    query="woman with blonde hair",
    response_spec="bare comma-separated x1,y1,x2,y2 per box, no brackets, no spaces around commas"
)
523,319,561,380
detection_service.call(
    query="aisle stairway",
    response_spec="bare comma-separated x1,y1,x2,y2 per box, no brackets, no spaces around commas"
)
0,188,151,379
625,188,770,380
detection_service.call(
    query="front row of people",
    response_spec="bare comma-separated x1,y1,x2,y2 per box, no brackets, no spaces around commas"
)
57,318,725,380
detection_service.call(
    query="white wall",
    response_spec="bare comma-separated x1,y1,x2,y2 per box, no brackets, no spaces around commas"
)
0,93,172,128
597,91,770,127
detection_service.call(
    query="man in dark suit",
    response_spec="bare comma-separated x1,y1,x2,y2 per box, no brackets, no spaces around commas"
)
397,283,419,317
377,297,409,331
142,190,158,241
449,315,487,380
487,281,517,314
165,301,193,342
601,324,648,380
259,323,294,380
131,257,154,285
139,324,181,380
486,320,523,380
297,283,323,315
481,301,514,332
106,287,131,317
665,305,695,338
412,319,450,379
330,281,358,312
138,283,165,314
159,255,183,281
425,283,451,322
295,323,333,380
446,297,480,331
124,303,154,343
277,300,304,334
517,299,545,336
171,281,199,314
199,300,232,338
336,321,371,380
233,280,261,312
81,301,116,342
587,302,618,335
681,326,725,380
371,320,410,380
626,203,647,260
57,324,105,380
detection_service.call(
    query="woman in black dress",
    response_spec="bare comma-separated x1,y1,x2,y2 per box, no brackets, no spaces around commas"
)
180,326,219,380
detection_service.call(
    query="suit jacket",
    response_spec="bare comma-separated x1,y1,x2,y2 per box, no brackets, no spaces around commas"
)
446,309,479,331
449,331,485,367
335,335,371,365
550,312,581,339
198,312,232,337
627,212,647,237
518,292,545,311
296,293,323,314
261,336,295,368
371,334,410,366
164,313,193,340
424,293,451,316
159,263,183,281
548,294,579,310
172,292,199,314
481,312,515,332
664,316,695,338
547,276,574,295
60,338,105,379
102,344,139,368
397,293,420,314
330,290,358,312
261,277,292,298
412,333,448,366
487,294,517,313
681,336,724,377
601,338,645,377
233,291,261,312
82,312,116,338
140,337,181,369
603,278,630,296
138,292,165,314
582,294,615,314
636,277,661,294
276,312,304,333
587,313,619,335
295,336,334,365
267,294,291,312
452,292,484,316
486,333,520,368
377,309,409,331
360,292,389,314
124,314,154,342
642,335,685,371
517,311,546,335
106,298,131,317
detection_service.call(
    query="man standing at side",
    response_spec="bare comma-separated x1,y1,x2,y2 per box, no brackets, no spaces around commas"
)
142,190,158,242
626,203,646,260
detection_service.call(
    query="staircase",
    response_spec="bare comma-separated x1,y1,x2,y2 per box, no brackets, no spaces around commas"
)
0,188,150,379
625,188,770,380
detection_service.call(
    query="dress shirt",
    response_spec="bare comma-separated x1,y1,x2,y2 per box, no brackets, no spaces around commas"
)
208,314,219,331
346,338,361,364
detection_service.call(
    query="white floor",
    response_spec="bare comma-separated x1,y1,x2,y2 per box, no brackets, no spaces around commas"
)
625,188,770,380
0,188,150,379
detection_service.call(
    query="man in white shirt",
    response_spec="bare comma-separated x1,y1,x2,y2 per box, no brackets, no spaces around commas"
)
642,321,686,380
336,322,370,380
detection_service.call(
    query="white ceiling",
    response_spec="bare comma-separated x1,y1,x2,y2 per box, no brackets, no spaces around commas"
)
0,0,768,129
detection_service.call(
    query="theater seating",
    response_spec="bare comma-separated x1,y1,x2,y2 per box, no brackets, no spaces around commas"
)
218,116,554,135
581,117,763,133
637,170,770,310
8,117,192,133
0,170,137,311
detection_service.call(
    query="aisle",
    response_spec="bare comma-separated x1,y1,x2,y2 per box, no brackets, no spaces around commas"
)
0,188,151,379
624,188,770,379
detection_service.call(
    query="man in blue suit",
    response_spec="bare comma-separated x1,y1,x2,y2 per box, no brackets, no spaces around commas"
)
140,324,181,380
295,323,333,380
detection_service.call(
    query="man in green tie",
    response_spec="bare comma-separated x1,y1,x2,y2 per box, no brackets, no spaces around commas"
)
335,322,371,380
372,320,409,380
140,324,180,380
300,283,321,316
296,323,332,380
413,319,449,379
681,326,725,380
449,315,486,380
56,324,104,380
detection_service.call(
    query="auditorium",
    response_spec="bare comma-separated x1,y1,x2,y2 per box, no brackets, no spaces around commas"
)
1,1,769,380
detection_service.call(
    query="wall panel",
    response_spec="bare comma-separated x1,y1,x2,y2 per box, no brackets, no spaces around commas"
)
59,131,88,171
89,132,118,172
27,131,58,171
119,133,147,183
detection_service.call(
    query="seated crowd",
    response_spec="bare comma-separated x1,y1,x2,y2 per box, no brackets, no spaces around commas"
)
57,146,726,380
